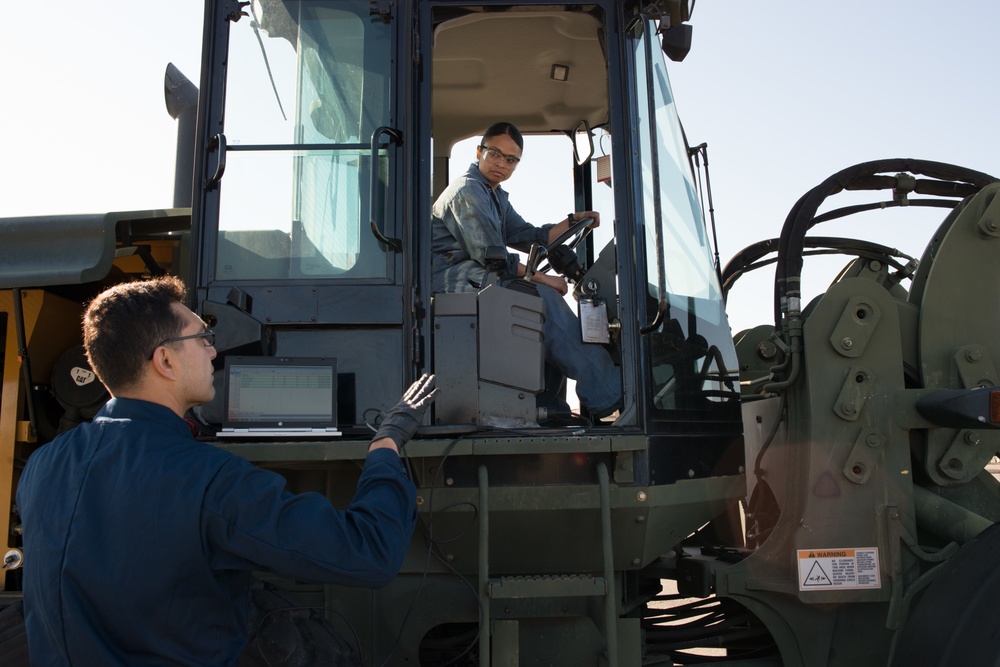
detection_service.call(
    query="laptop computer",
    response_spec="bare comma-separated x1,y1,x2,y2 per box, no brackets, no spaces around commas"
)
216,356,341,438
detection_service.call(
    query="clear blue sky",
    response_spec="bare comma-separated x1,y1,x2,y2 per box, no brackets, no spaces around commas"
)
3,1,997,332
668,1,1000,330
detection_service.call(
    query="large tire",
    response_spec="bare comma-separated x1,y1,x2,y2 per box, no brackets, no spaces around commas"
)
892,522,1000,666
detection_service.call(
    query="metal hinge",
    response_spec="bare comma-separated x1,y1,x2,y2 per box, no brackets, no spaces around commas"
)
225,0,250,22
370,0,393,23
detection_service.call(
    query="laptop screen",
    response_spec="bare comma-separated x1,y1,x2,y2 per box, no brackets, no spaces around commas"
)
223,356,337,430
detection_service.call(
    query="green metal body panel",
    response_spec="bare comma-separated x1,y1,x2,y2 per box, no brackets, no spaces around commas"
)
728,179,1000,666
0,209,190,289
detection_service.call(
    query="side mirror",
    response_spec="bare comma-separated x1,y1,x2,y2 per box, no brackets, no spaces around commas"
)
572,120,594,166
661,23,693,62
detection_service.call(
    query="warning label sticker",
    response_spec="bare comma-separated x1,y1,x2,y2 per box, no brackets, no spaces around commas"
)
797,548,880,591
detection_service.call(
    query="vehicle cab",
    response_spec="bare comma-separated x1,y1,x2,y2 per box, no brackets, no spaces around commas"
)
190,0,741,458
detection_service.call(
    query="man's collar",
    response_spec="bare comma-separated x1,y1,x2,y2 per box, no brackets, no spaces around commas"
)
97,397,194,437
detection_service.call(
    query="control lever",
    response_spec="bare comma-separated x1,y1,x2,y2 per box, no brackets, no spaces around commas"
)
524,243,547,280
482,246,519,286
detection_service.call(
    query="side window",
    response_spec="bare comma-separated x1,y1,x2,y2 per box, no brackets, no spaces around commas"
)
216,0,392,280
631,18,737,415
632,20,718,303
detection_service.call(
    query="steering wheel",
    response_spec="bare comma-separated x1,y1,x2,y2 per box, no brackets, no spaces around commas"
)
531,216,595,276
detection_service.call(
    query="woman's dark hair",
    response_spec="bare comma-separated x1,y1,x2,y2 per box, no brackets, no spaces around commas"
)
482,122,523,151
82,276,187,393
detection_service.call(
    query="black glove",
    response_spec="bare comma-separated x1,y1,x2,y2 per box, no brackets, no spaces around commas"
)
372,374,438,449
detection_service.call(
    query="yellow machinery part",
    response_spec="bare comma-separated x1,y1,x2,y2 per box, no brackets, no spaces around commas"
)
0,289,84,580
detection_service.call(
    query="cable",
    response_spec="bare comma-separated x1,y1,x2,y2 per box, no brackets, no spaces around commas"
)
753,392,786,481
429,548,484,665
247,3,287,121
378,435,474,667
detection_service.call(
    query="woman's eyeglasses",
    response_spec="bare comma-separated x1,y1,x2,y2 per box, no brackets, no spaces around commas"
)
479,145,521,167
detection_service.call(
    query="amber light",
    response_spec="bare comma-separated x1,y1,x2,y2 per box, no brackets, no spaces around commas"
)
990,390,1000,424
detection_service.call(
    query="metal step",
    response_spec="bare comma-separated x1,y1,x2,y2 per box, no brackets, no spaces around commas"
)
489,574,607,599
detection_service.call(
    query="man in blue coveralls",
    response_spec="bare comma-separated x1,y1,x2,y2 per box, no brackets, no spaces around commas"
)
16,276,436,666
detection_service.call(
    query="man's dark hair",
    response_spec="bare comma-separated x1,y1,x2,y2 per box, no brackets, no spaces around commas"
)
83,277,187,393
482,122,523,151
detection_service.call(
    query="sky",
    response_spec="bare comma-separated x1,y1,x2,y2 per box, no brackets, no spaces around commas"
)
667,0,1000,331
3,0,998,333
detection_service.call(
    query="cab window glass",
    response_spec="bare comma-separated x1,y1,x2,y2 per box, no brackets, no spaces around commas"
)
632,18,737,414
216,0,391,280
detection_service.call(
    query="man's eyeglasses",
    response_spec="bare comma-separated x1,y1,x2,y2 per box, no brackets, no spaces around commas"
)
479,145,521,168
148,330,215,359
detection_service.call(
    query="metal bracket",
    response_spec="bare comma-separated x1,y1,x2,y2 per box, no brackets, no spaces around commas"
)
977,214,1000,238
936,428,1000,483
369,0,392,23
833,366,876,422
225,0,250,22
954,344,997,389
843,428,882,484
829,296,882,358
